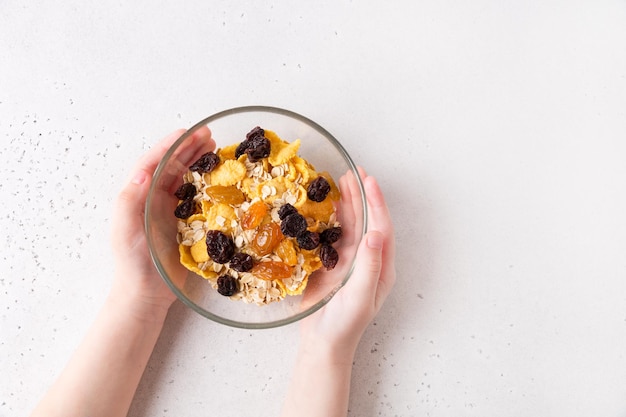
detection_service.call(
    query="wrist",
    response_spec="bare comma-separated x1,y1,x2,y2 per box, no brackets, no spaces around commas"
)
298,334,358,368
107,283,171,326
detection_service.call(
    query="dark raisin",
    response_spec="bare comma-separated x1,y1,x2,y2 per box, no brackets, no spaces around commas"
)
307,176,331,202
190,152,220,173
205,230,235,264
246,126,265,140
235,127,270,162
217,274,239,296
174,199,195,219
296,231,320,250
277,203,298,220
320,226,342,245
320,244,339,270
234,140,250,159
229,252,254,272
174,183,196,201
245,135,270,162
280,213,307,237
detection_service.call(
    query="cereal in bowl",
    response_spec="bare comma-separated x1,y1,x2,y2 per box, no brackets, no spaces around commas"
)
174,127,342,305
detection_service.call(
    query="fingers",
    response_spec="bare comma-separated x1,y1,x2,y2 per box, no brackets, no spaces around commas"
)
126,129,186,185
362,175,396,309
160,126,215,195
337,174,357,247
338,169,366,248
113,127,213,252
343,230,385,307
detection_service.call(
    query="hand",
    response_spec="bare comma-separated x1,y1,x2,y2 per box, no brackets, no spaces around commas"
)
300,168,396,355
110,127,215,320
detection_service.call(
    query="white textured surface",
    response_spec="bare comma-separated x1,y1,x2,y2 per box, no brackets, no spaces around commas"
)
2,1,626,416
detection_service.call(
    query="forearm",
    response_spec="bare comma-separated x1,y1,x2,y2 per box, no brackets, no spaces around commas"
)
281,341,356,417
30,287,169,417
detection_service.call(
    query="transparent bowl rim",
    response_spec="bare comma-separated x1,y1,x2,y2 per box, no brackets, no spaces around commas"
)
145,105,368,329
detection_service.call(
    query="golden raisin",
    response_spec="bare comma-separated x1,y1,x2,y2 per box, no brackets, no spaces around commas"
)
205,185,245,205
241,201,268,230
275,238,298,266
251,261,293,280
250,222,284,256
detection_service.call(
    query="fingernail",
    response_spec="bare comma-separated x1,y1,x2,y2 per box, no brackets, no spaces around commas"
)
367,232,383,249
132,170,148,185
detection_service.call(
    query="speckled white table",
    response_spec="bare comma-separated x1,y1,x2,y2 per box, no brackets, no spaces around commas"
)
2,2,626,416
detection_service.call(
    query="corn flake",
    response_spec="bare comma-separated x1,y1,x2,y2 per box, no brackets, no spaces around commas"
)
209,159,246,186
205,203,237,232
217,144,238,161
267,131,301,166
190,238,210,263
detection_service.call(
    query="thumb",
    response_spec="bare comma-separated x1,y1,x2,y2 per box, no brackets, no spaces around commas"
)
112,169,151,252
344,231,385,305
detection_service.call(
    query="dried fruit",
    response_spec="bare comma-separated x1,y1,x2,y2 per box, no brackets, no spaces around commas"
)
174,199,195,219
280,213,307,237
174,183,196,201
320,244,339,270
275,238,297,266
320,227,342,245
217,274,239,296
205,230,235,263
190,152,220,173
241,201,268,230
229,252,254,272
205,185,245,205
318,171,341,201
246,136,271,162
307,176,331,202
296,231,320,250
235,127,270,162
277,203,297,220
251,261,293,280
251,222,284,256
246,126,265,140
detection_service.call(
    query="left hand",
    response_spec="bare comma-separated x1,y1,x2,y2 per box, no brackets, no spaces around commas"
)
110,127,215,319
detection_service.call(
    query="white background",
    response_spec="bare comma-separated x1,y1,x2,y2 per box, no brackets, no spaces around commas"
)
2,1,626,416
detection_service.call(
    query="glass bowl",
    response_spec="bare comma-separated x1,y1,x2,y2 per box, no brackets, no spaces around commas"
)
145,106,367,328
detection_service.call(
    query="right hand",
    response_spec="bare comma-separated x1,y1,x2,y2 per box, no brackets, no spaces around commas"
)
300,169,396,355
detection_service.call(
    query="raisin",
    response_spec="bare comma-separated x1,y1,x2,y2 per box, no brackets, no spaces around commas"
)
174,183,196,201
205,185,245,205
296,231,320,250
229,252,254,272
250,222,283,256
174,199,195,219
241,201,268,230
190,152,220,173
246,126,265,140
280,213,307,238
234,141,250,159
275,239,297,265
320,244,339,270
277,203,298,220
245,135,270,162
251,261,293,280
235,127,270,162
320,226,342,245
205,230,235,264
307,176,331,202
217,274,239,296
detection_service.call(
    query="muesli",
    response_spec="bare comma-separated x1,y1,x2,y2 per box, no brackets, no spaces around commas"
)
174,127,342,305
